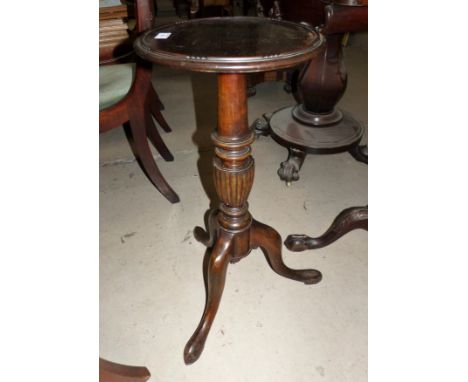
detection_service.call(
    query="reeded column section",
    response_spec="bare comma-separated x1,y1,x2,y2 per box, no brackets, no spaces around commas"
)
213,74,255,234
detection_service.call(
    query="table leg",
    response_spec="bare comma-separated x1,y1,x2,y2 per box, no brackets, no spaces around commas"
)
184,230,233,365
193,208,218,247
251,219,322,283
284,206,368,251
284,147,368,252
184,73,321,364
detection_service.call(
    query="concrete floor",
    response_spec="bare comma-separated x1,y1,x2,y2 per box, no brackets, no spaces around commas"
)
99,24,368,381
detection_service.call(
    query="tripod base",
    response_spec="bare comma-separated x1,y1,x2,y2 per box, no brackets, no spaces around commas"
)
184,210,322,364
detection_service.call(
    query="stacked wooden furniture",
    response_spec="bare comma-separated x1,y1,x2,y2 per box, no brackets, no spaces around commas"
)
99,4,135,64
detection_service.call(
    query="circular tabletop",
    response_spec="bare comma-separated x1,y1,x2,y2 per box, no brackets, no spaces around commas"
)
134,17,324,73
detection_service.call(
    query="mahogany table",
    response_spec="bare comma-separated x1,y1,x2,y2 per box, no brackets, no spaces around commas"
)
256,0,368,184
135,16,324,364
254,0,369,253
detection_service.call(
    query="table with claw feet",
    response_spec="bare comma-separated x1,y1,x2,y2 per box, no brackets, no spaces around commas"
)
135,16,324,364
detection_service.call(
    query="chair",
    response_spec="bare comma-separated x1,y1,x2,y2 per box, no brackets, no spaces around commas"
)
100,0,180,203
99,358,150,382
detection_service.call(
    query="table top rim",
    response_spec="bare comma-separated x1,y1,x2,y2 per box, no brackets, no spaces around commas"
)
134,16,324,74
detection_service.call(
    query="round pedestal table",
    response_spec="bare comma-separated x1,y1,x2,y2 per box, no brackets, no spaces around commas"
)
134,16,324,364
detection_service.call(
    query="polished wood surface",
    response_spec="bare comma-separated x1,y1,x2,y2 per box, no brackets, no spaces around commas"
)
99,358,150,382
296,32,347,115
293,2,367,121
134,17,324,73
185,73,322,364
321,2,368,34
285,206,368,251
135,16,324,364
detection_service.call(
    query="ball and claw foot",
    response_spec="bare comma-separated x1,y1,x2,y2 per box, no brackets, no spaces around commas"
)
277,147,307,185
252,113,272,137
284,234,312,252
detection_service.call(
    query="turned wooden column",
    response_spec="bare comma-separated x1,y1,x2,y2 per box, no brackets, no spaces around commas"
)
213,74,255,258
183,74,256,364
292,32,346,124
293,2,368,126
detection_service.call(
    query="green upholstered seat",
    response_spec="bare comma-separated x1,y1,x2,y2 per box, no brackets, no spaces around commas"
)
99,63,135,111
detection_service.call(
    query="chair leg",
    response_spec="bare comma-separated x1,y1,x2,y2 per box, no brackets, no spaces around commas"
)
148,86,172,133
148,84,165,111
128,103,180,204
152,108,172,133
145,105,174,162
